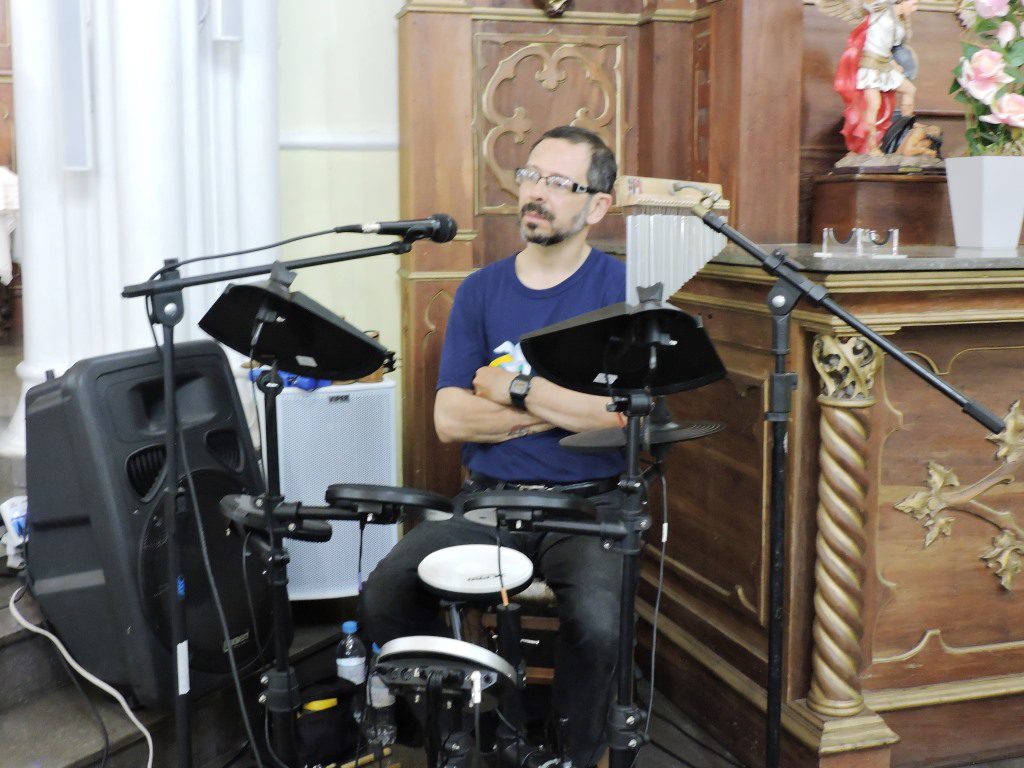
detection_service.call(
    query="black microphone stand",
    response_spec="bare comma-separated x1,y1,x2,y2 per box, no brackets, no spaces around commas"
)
122,239,414,768
148,262,193,768
688,197,1004,768
252,359,300,766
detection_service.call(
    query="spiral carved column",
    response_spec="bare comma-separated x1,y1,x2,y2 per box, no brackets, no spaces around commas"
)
806,334,879,718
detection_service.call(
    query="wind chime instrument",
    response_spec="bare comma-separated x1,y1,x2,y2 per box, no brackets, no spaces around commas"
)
614,175,731,303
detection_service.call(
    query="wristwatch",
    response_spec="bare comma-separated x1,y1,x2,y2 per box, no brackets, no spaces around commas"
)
509,373,533,411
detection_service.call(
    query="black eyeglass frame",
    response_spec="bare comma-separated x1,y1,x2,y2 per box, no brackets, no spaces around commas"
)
513,167,608,196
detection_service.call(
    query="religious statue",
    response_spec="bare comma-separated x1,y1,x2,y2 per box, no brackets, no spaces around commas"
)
817,0,944,171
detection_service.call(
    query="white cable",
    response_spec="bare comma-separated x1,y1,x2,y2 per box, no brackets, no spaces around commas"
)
645,472,670,737
8,585,155,768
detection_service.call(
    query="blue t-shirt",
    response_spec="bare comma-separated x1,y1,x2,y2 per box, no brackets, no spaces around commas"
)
437,247,626,482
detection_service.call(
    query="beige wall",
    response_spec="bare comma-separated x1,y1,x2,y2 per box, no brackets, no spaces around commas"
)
278,0,406,473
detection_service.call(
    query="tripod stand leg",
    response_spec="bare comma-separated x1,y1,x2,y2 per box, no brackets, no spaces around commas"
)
495,603,526,759
608,405,650,768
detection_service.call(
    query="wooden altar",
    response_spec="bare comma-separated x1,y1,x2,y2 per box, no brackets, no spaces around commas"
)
394,1,1024,765
643,245,1024,767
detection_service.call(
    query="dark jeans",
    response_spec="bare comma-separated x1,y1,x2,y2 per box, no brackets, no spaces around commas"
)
358,485,623,767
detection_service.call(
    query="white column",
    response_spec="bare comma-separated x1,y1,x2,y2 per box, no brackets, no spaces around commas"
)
0,0,280,461
1,0,69,457
237,0,280,261
110,0,189,314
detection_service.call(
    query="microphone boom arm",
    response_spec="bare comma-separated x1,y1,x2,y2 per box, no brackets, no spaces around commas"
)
690,203,1005,434
122,240,412,299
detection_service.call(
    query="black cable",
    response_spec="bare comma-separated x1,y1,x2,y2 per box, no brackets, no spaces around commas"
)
249,373,267,484
146,227,339,282
145,297,160,351
248,326,267,487
55,639,110,768
492,524,507,602
179,433,266,768
648,737,701,768
652,712,746,768
474,699,496,757
357,523,365,593
263,707,291,768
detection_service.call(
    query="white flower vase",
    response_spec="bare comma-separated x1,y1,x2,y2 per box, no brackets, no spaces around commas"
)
946,156,1024,249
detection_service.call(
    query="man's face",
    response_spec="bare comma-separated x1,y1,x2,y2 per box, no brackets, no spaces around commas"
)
517,138,598,247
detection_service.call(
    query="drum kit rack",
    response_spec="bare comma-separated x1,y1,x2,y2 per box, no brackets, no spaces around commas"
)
125,227,729,768
214,282,728,768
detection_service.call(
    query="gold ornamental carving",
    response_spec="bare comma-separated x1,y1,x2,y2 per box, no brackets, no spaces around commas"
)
807,334,880,718
896,401,1024,590
474,33,625,214
812,335,879,408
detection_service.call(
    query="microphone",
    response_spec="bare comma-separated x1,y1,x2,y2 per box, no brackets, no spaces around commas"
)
334,213,458,243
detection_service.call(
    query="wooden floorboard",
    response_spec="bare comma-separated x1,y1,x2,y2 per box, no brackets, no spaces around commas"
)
388,681,1024,768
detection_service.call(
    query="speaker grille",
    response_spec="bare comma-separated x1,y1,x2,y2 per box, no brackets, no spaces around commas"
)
275,383,399,599
205,429,242,472
126,445,167,500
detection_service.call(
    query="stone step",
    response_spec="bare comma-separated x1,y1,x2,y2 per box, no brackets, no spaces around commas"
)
0,571,42,648
0,679,254,768
0,581,347,767
0,572,71,715
0,686,165,768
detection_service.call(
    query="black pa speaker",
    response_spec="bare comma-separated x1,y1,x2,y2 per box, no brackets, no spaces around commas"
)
25,340,272,708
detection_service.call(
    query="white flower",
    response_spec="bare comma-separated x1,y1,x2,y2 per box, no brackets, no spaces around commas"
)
956,0,977,28
997,20,1017,47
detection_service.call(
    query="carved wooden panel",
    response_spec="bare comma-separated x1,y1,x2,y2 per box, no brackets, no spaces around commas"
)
864,324,1024,690
473,31,627,214
642,294,779,686
470,20,638,266
401,277,467,497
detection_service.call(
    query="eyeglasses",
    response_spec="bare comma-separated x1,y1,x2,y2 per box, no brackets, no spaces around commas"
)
514,167,603,195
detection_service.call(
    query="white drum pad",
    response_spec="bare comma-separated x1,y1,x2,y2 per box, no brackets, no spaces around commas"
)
417,544,533,601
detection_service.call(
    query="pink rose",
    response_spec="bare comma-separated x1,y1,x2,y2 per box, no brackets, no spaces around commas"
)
997,20,1017,46
981,93,1024,128
958,49,1014,104
976,0,1009,17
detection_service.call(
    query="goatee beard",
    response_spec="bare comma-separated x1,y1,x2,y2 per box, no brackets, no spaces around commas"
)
518,202,588,246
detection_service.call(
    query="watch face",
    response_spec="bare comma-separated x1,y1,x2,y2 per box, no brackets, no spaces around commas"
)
511,378,529,396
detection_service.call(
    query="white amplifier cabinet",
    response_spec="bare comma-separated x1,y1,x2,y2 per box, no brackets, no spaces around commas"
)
275,381,398,599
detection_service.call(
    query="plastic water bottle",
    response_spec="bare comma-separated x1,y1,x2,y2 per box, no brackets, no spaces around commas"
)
336,620,367,686
363,644,397,746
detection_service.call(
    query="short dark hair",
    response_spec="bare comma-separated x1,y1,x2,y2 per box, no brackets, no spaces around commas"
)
533,125,617,194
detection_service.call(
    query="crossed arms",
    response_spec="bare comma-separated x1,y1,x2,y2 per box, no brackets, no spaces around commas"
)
434,366,621,444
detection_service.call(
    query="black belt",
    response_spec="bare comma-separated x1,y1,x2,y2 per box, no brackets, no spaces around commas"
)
468,473,619,498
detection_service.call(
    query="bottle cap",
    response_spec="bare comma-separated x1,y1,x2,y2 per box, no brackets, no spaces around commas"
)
342,620,359,634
